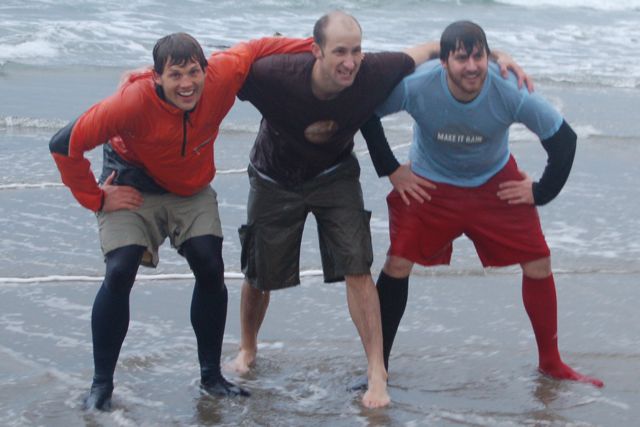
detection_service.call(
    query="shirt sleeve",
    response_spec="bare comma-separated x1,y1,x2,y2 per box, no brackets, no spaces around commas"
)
50,89,137,211
532,120,577,205
209,37,313,90
375,79,408,118
360,115,401,177
515,89,563,140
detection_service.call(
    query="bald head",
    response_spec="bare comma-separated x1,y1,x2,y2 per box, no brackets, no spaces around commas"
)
313,10,362,48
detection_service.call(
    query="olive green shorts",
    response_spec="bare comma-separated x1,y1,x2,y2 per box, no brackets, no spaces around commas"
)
239,155,373,291
97,186,222,267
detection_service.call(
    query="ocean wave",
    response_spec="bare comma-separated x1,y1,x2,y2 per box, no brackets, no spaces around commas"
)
0,183,63,190
0,116,68,130
508,123,604,143
219,122,260,133
494,0,640,11
0,176,246,193
0,114,261,133
534,74,640,90
2,267,638,286
0,270,323,285
1,2,638,89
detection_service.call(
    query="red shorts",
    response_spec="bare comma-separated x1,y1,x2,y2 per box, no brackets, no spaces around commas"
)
387,156,550,267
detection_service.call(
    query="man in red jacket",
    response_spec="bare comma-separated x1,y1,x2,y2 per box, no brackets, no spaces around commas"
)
49,32,311,411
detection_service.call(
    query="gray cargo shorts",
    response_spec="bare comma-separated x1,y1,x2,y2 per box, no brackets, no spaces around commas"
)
97,186,222,267
239,155,373,291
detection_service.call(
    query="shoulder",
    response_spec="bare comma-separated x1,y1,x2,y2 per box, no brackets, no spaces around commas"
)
206,45,251,77
253,52,313,73
398,59,441,93
247,52,313,90
487,62,522,93
361,51,414,75
115,78,156,116
486,63,530,108
411,59,441,79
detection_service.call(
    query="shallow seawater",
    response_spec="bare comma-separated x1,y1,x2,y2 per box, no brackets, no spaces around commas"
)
1,1,639,425
1,272,637,426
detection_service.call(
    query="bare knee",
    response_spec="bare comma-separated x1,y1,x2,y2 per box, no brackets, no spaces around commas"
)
383,256,413,278
242,280,270,300
345,274,374,290
521,257,552,279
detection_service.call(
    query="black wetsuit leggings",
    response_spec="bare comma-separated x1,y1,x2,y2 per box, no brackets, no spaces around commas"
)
91,235,228,385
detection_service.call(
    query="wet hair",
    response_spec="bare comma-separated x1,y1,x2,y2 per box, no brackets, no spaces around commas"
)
152,32,208,75
440,20,490,61
313,10,362,48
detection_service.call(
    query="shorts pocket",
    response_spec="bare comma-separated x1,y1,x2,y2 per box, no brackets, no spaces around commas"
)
238,224,255,279
362,209,374,268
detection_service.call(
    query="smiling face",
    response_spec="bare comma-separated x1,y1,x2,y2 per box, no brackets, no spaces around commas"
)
311,13,363,99
153,58,205,111
442,43,488,102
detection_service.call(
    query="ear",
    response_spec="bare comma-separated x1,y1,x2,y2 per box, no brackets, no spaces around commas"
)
311,42,323,60
152,70,162,85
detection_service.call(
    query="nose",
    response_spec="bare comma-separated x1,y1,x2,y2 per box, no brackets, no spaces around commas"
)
342,54,357,70
179,75,195,88
466,58,479,72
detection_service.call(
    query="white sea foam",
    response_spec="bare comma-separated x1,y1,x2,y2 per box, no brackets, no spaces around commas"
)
0,183,64,190
0,39,59,62
0,270,324,285
0,116,68,130
496,0,640,11
573,124,604,140
0,0,637,88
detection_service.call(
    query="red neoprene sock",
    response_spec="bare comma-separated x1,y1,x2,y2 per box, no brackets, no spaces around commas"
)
522,274,603,387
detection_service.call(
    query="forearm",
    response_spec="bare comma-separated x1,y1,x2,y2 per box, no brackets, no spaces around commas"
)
403,41,439,66
49,119,104,211
244,36,313,60
533,120,577,205
360,115,400,177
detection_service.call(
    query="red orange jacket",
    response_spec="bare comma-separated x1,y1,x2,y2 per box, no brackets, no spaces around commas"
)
50,37,312,211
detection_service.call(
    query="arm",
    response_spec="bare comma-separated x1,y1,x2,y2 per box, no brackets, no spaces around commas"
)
49,118,106,211
214,36,313,83
360,115,435,205
242,36,313,59
360,114,400,177
533,120,577,205
49,94,143,212
489,50,534,92
497,120,576,205
403,41,439,67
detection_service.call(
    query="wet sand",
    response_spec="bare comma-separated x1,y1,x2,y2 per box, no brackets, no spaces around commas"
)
0,271,637,426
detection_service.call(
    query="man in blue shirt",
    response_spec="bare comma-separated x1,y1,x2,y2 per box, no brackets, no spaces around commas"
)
363,20,603,387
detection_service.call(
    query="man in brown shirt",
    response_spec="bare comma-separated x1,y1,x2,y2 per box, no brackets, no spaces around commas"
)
226,10,528,408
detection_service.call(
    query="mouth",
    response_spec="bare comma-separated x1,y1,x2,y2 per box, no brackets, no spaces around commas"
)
178,89,195,98
336,68,354,81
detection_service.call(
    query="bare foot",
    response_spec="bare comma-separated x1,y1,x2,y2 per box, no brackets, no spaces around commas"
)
223,348,256,375
361,371,390,408
539,362,604,388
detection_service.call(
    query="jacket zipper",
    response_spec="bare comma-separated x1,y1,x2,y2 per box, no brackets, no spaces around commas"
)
181,111,189,157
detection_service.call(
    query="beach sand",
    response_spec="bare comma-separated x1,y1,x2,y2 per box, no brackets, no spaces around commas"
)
1,272,637,426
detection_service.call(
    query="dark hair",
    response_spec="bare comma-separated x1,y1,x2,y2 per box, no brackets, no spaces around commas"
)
313,10,361,48
152,32,208,75
440,21,490,61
